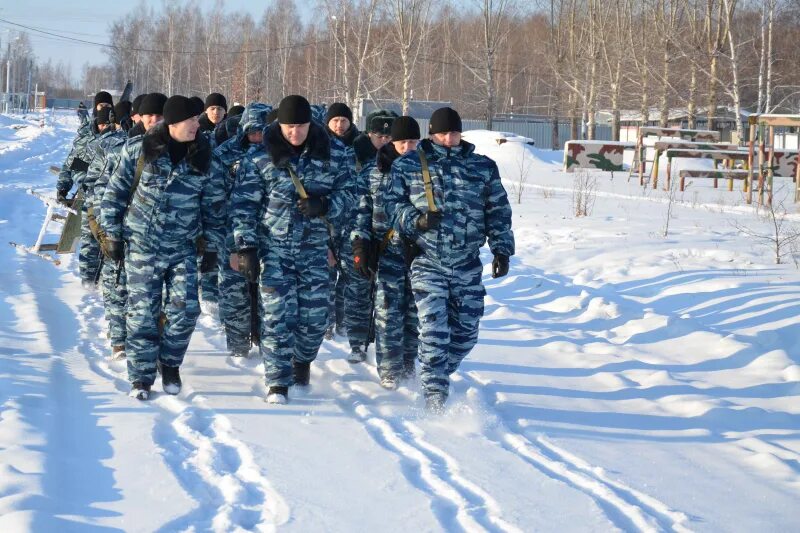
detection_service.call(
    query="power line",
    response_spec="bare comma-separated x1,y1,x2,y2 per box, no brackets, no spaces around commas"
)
0,17,325,55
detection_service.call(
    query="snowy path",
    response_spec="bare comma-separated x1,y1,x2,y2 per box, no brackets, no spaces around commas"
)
0,113,797,531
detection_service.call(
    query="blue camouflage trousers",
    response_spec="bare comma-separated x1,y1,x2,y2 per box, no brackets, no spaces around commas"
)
338,237,373,350
219,236,255,354
101,259,128,346
374,245,418,379
79,207,103,285
125,250,200,386
260,242,329,387
198,258,219,306
411,255,485,400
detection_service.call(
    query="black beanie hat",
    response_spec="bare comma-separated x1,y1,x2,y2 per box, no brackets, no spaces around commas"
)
429,107,462,134
325,102,353,124
163,95,197,126
205,92,227,111
189,96,205,116
391,116,421,141
139,92,168,116
96,106,113,125
114,101,132,124
278,95,312,124
228,104,245,117
94,91,113,108
131,94,146,115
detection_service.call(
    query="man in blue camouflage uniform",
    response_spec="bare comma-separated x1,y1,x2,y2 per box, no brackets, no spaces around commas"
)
386,107,514,413
101,95,226,400
84,104,129,357
91,95,167,360
351,116,421,389
230,95,352,404
323,102,359,341
212,102,272,357
337,110,396,362
57,90,114,287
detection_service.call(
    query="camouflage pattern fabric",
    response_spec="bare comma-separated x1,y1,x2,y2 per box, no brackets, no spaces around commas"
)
760,150,798,177
563,141,633,172
86,128,129,345
212,103,271,354
353,144,418,378
101,123,226,386
59,120,103,283
385,139,514,402
230,122,353,388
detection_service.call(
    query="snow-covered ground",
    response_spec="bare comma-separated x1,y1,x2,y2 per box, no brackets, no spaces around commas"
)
0,112,797,532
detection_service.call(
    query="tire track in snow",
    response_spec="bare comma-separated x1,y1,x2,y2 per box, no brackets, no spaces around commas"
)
323,357,521,533
73,290,289,531
458,370,692,533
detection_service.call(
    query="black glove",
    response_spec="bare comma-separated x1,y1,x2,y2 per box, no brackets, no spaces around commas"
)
415,211,442,232
104,239,124,262
352,238,371,278
200,251,218,273
56,190,71,207
492,254,509,278
297,195,329,217
238,248,260,283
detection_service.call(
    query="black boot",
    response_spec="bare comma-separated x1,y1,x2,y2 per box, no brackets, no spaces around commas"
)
266,386,289,404
129,382,151,401
161,365,182,395
293,361,310,386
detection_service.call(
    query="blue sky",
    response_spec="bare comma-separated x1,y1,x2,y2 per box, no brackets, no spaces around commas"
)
0,0,313,79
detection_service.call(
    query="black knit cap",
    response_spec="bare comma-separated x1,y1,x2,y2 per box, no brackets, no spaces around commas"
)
429,107,462,134
163,95,198,126
94,91,113,108
96,106,113,125
205,92,227,111
131,94,146,115
391,116,421,141
139,92,168,116
114,101,132,124
189,96,205,116
228,104,245,117
325,102,353,124
277,95,312,124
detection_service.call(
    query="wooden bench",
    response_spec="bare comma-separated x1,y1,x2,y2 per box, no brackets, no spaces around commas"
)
563,140,634,173
678,169,750,192
662,148,750,189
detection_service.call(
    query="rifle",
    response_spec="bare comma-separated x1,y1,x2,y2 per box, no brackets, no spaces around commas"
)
363,229,393,352
287,163,339,263
249,278,260,347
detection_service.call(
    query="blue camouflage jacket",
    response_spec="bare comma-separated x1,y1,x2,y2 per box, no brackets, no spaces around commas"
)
100,123,226,257
352,143,402,249
57,120,100,196
386,139,514,265
230,121,352,252
84,128,126,213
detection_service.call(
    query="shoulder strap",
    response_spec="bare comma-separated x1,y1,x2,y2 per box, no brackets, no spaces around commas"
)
123,152,146,219
418,147,437,212
286,164,308,199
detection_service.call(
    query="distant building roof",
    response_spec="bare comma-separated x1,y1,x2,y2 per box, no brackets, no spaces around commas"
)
358,98,452,119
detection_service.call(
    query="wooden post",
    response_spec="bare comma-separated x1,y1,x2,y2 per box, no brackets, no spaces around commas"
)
758,122,766,205
767,126,775,206
746,118,755,203
637,129,645,185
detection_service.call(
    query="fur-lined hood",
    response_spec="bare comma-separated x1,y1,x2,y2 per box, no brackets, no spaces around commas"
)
376,143,400,173
141,122,212,174
265,121,331,169
353,133,377,167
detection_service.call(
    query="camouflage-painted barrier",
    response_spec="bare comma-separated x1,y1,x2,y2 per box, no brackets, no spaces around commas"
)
759,149,798,178
563,140,634,173
678,169,749,192
662,148,750,189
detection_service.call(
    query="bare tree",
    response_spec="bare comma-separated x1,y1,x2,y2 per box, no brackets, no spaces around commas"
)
385,0,432,114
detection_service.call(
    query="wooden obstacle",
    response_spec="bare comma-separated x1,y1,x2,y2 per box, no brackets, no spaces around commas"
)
678,169,749,192
631,127,721,184
662,148,750,190
746,114,800,205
